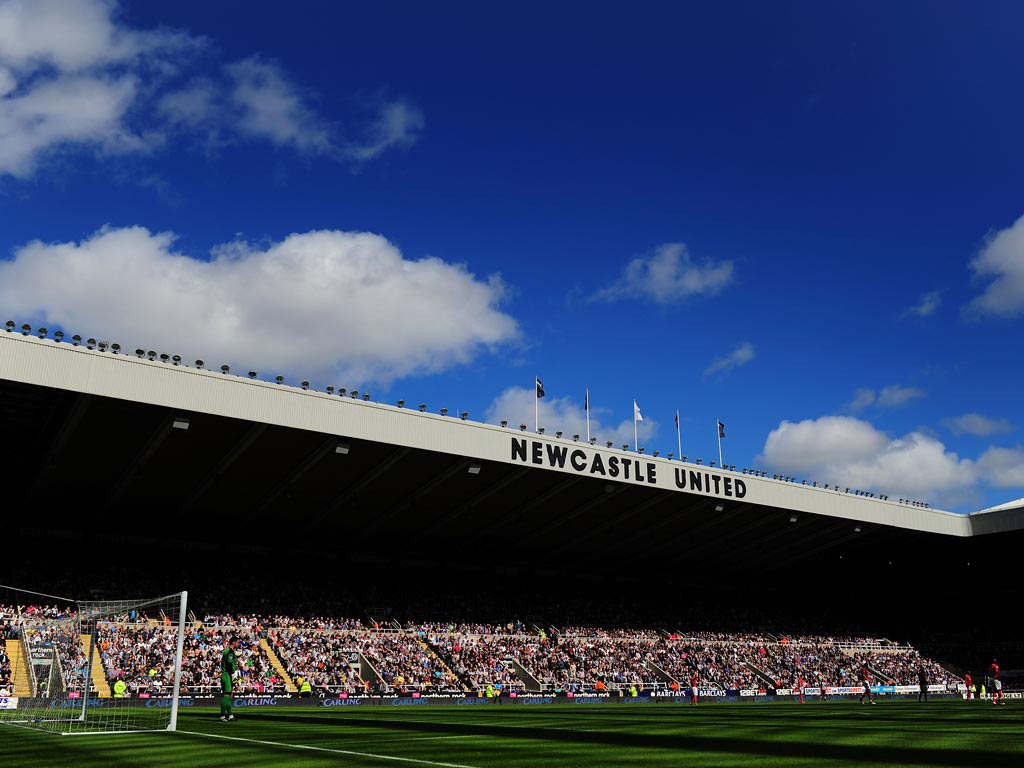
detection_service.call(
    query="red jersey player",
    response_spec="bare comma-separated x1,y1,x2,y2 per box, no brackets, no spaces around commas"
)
989,660,1004,705
964,671,973,700
858,662,875,705
690,670,699,705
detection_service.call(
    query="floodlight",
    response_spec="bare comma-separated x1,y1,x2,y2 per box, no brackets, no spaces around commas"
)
335,442,351,455
397,399,405,407
327,386,335,394
172,355,181,365
87,338,97,349
37,327,48,338
468,464,482,475
54,331,64,341
653,450,659,457
539,427,545,434
421,404,429,412
460,411,468,420
520,424,527,431
172,415,190,430
249,371,258,379
275,375,285,384
714,504,724,512
606,441,613,447
111,343,120,353
160,353,169,362
195,360,204,368
440,407,448,416
789,515,798,523
301,381,310,390
590,438,597,445
363,393,370,401
4,321,13,331
220,365,229,373
500,419,508,427
22,324,32,335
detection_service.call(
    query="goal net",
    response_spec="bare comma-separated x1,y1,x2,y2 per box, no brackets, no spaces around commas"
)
0,588,187,735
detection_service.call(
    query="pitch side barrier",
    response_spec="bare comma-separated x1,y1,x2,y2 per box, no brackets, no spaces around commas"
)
12,687,985,714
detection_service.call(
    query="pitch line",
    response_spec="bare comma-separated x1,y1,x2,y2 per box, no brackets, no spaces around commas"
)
179,729,484,768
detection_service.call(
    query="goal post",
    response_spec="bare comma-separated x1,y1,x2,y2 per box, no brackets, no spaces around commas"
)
0,588,187,735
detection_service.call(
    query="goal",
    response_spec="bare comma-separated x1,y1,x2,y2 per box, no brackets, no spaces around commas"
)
0,589,187,735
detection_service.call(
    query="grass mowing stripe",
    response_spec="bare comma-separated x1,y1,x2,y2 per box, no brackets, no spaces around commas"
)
179,729,485,768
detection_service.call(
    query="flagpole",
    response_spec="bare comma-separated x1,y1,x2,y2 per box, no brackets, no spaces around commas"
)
585,388,590,444
535,377,539,432
717,419,723,467
676,409,682,461
634,402,639,453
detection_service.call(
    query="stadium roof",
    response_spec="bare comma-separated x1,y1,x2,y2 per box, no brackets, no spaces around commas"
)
2,328,1023,583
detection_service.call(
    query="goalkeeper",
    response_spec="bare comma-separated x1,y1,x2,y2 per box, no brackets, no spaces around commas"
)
220,635,239,721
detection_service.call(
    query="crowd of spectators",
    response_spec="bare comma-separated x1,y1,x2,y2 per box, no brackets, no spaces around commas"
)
0,598,966,698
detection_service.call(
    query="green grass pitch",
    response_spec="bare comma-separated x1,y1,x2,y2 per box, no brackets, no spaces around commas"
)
0,701,1019,767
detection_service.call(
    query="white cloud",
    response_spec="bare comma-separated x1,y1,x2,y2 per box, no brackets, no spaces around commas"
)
0,0,144,71
591,243,734,304
0,0,195,177
156,79,219,130
0,0,421,178
226,57,333,154
846,384,924,411
977,447,1024,489
756,415,977,501
966,212,1024,318
703,341,754,377
877,385,924,408
484,388,655,449
848,388,876,412
0,73,140,176
902,290,941,319
348,97,425,162
944,413,1014,437
0,225,519,385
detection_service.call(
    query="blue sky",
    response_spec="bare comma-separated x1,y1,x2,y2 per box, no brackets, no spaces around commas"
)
1,0,1022,512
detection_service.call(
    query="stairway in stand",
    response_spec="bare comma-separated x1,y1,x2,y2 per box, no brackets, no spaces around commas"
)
8,639,34,697
81,635,111,698
260,637,297,693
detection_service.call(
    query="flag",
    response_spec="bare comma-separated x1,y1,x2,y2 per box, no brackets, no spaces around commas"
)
584,389,589,411
634,401,644,422
536,378,545,398
675,410,679,430
718,420,726,438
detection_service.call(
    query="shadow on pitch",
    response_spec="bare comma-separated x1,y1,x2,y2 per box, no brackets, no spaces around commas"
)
229,710,1013,767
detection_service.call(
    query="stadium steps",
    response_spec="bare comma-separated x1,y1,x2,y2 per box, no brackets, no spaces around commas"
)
81,634,111,698
259,637,298,693
508,658,542,692
640,660,676,688
742,661,778,689
420,640,470,693
8,639,34,697
80,634,112,700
